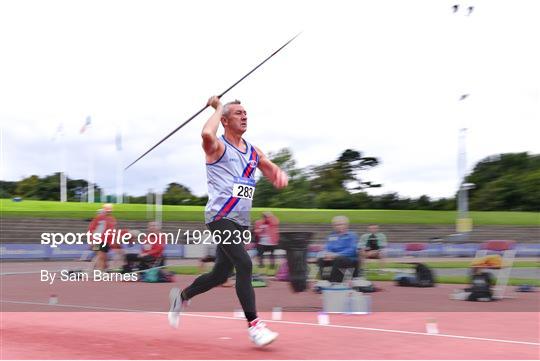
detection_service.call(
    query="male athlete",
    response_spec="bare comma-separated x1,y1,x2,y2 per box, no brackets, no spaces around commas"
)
168,96,288,347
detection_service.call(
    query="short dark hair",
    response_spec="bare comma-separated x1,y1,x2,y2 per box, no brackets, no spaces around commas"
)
223,100,241,117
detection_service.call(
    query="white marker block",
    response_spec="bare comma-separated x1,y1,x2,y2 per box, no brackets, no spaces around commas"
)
271,307,282,320
426,321,439,334
49,295,58,305
317,312,330,325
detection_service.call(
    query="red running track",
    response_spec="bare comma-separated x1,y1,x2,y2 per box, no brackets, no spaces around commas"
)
1,273,538,359
1,310,538,359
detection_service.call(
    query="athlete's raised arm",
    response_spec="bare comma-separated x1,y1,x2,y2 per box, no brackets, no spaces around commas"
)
201,96,225,160
254,146,288,189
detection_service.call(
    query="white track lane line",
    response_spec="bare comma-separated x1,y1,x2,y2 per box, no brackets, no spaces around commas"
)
1,299,538,347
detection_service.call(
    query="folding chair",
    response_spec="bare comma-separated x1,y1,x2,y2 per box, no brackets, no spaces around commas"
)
489,249,516,299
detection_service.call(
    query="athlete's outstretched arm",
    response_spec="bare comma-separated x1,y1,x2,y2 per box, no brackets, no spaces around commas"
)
254,146,288,189
201,96,224,157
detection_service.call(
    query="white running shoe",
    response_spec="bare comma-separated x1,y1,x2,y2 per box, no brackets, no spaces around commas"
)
168,287,186,328
248,320,279,347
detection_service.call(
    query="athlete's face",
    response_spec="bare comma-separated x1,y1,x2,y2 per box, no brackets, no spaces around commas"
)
223,104,247,134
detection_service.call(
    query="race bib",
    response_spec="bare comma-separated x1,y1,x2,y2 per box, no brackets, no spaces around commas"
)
232,177,256,200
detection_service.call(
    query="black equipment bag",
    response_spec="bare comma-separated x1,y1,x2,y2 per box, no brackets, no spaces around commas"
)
395,263,435,287
467,272,493,301
415,263,436,287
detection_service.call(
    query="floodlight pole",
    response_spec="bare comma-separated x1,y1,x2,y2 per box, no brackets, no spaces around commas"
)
457,128,474,242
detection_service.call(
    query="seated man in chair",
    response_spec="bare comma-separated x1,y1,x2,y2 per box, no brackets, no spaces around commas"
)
359,225,387,258
126,222,165,271
318,216,359,283
359,224,387,271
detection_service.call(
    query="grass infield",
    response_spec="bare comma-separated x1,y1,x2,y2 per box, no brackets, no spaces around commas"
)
2,199,539,225
164,265,540,286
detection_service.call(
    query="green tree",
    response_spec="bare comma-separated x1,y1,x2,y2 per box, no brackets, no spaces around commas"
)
416,195,431,209
467,152,540,211
254,148,315,208
372,193,401,209
430,197,456,210
162,182,197,205
314,190,357,209
519,169,540,211
310,149,380,193
0,181,17,198
352,191,374,209
14,175,40,198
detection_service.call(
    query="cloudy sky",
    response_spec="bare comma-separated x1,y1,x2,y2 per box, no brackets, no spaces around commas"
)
1,0,539,200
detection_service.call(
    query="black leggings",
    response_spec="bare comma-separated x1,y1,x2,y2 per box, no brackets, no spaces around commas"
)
182,219,257,322
318,256,358,282
256,244,277,268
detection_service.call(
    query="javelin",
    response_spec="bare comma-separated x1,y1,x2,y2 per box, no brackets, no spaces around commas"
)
125,32,302,170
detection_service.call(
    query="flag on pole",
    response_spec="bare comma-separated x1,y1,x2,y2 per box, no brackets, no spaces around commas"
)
115,131,122,151
80,116,92,133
